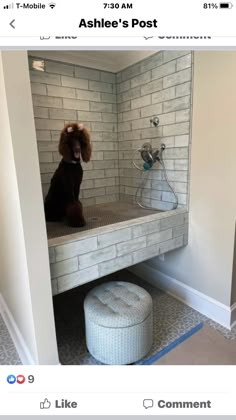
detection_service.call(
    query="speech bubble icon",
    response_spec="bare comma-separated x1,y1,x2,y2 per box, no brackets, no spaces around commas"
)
143,399,154,409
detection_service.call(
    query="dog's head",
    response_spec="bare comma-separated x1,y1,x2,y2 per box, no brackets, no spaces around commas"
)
59,123,92,163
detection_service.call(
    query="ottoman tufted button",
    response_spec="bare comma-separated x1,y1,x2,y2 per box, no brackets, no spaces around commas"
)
84,281,153,365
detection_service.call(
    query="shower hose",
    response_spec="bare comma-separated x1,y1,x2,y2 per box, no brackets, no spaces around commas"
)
132,150,179,212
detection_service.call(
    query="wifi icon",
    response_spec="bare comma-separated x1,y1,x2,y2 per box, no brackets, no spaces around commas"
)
49,2,56,8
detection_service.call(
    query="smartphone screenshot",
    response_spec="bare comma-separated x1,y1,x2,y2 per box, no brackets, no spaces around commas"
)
0,0,236,418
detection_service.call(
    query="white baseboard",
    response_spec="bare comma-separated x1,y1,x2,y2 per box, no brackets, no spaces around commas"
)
129,263,234,330
0,293,35,364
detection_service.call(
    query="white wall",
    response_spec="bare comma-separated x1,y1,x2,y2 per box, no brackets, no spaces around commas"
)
0,54,37,362
0,51,59,364
145,51,236,307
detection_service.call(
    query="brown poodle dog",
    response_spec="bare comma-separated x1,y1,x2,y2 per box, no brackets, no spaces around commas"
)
44,123,92,227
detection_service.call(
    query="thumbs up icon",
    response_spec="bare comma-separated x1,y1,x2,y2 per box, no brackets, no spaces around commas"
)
40,398,51,409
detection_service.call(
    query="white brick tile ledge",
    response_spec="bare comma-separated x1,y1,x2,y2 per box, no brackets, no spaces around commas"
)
49,208,188,295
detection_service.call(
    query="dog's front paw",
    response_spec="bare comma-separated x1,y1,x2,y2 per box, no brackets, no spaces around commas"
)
77,220,86,228
66,203,86,228
71,216,86,228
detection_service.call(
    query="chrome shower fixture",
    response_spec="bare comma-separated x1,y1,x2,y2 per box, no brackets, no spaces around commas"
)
139,142,165,170
132,142,178,211
150,116,160,127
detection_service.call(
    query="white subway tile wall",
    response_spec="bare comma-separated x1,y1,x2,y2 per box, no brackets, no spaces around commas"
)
117,51,192,210
29,58,119,206
29,51,192,209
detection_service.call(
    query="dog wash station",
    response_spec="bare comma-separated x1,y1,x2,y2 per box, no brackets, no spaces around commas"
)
28,50,192,363
48,136,188,296
47,128,188,296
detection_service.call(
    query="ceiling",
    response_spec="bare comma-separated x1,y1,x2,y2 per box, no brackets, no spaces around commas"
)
28,50,158,72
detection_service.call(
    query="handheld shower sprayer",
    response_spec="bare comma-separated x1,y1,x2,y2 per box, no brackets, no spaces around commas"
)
132,115,178,211
137,143,166,171
132,142,178,211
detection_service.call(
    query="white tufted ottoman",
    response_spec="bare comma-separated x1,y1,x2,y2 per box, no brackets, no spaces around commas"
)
84,281,153,364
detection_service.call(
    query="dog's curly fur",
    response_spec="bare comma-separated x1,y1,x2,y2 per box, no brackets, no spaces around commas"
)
44,123,92,227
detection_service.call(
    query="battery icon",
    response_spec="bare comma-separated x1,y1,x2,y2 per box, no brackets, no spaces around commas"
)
219,2,233,7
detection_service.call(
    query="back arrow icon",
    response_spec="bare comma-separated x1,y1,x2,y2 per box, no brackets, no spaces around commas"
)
10,20,15,29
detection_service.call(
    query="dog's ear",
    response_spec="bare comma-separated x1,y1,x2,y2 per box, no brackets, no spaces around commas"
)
58,126,71,160
80,127,92,163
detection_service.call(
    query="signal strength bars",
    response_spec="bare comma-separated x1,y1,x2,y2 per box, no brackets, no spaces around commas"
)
3,2,14,8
